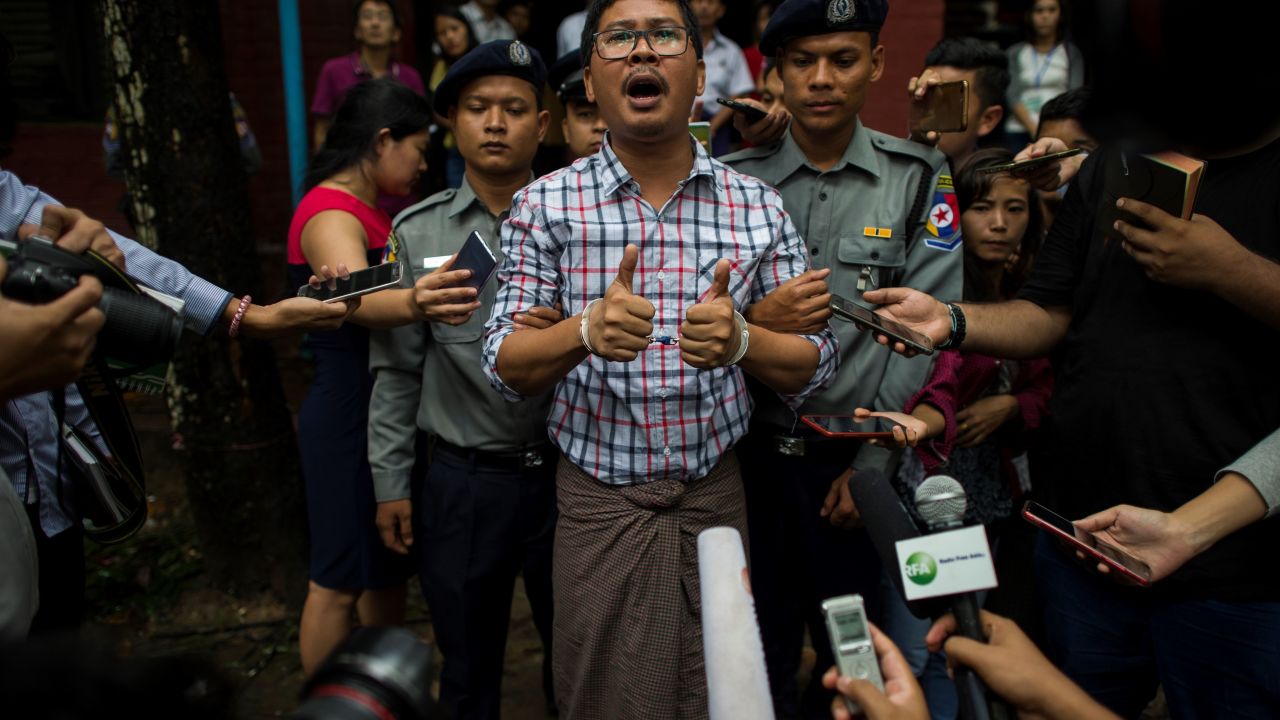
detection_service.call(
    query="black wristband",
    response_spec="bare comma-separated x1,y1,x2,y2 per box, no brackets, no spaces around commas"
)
937,302,966,350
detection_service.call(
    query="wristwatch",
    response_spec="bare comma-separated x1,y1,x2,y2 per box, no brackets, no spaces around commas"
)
936,302,966,350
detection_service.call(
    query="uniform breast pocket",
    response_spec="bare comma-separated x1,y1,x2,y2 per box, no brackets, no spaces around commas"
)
836,228,905,295
419,266,490,345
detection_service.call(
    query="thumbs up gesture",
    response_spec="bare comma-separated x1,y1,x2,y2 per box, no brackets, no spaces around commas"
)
587,244,655,361
680,259,743,369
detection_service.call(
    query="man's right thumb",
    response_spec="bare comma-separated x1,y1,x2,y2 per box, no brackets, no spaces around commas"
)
614,244,639,293
942,635,992,675
838,677,892,718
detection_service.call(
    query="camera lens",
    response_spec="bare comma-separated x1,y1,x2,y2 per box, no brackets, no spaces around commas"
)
95,287,185,366
294,627,438,720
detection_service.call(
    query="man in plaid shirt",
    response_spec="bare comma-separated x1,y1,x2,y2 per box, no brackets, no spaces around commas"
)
481,1,836,716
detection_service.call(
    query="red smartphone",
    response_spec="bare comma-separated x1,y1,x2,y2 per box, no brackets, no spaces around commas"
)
800,415,904,440
1021,501,1152,586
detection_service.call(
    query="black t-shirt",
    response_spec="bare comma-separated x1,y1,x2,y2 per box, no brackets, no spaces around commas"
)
1019,140,1280,602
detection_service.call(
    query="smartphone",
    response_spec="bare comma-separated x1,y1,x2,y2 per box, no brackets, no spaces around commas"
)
822,594,885,716
830,294,934,355
297,261,403,303
800,414,904,439
716,97,768,125
916,80,968,134
453,230,499,292
1021,501,1152,586
977,147,1085,175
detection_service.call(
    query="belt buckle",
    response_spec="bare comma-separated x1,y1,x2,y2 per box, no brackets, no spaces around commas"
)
774,435,805,457
522,450,544,469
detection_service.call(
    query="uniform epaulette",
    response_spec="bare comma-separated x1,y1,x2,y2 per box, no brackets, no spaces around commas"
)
393,188,456,226
720,140,784,165
863,128,948,171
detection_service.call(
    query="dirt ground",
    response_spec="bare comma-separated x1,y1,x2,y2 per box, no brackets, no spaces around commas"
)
82,353,555,719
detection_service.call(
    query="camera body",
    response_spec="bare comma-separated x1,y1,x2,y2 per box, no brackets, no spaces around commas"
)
1,235,183,366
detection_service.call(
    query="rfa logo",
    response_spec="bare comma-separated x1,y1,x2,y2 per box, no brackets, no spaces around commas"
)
904,551,938,586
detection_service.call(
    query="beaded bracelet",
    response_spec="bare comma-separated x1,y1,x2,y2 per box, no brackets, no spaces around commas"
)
228,294,252,338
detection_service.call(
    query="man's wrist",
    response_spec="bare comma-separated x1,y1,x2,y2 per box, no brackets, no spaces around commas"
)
936,302,966,350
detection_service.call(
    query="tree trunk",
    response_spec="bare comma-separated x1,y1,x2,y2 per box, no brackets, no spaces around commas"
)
100,0,307,599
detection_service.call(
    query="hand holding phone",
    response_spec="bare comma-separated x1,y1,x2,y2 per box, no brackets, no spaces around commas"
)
1022,501,1152,586
830,294,934,355
977,147,1085,175
716,97,768,125
801,413,906,440
298,262,402,303
822,594,886,717
910,79,968,135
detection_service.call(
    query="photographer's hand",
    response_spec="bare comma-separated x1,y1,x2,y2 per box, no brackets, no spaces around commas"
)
18,205,126,272
0,256,106,401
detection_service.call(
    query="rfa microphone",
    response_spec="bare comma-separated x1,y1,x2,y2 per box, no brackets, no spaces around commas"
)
912,476,1010,720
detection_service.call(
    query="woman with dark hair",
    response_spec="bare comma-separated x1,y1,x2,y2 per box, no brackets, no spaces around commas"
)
427,6,478,188
1004,0,1084,150
863,148,1053,528
287,78,432,676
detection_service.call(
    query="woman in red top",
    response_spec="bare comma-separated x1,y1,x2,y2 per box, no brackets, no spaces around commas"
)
288,78,433,676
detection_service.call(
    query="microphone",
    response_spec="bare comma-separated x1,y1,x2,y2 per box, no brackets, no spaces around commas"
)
847,468,947,620
697,527,775,720
913,476,1011,720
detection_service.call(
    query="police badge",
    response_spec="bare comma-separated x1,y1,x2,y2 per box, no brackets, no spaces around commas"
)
508,40,531,66
827,0,854,24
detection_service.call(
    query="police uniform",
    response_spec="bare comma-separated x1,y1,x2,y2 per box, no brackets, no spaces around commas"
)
548,49,588,104
367,40,557,720
721,1,962,716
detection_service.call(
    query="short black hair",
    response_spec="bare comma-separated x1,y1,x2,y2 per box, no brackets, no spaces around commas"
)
923,36,1009,112
352,0,401,31
1038,87,1090,124
580,0,704,66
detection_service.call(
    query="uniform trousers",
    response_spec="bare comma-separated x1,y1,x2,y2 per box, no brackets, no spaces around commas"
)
418,441,557,720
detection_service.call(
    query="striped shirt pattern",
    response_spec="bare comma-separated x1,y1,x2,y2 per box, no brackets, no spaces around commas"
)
482,138,838,485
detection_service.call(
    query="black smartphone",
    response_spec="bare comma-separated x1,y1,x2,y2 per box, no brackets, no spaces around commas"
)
1021,501,1152,586
297,261,403,303
800,415,904,439
716,97,768,125
916,80,968,134
977,147,1085,175
453,230,499,292
830,294,934,355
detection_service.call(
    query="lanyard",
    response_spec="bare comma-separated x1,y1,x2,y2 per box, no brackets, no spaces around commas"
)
1032,45,1059,89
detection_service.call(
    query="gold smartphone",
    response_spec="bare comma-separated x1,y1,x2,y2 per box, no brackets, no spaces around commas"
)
916,80,968,134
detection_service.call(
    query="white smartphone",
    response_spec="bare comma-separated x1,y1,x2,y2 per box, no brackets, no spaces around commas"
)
822,594,885,716
297,262,402,303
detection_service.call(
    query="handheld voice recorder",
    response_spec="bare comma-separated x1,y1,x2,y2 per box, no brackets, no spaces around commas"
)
821,593,885,715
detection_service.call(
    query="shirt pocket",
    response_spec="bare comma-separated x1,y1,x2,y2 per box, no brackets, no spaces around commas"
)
836,224,906,297
416,265,487,345
693,252,761,308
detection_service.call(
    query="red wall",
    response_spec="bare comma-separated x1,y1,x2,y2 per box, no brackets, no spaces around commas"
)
861,0,945,137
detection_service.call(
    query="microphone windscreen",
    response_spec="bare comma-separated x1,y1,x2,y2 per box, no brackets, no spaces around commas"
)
914,474,967,528
849,468,947,620
697,527,775,720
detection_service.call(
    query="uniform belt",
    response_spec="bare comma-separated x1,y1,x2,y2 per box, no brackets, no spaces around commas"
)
433,437,551,470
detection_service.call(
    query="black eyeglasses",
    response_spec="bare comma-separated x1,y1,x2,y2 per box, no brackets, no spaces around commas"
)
592,27,690,60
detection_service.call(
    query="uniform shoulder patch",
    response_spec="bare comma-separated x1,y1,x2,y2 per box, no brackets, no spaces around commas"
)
924,174,961,251
381,228,402,263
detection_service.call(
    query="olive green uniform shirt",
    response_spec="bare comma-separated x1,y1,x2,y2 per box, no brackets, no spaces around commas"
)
724,120,961,471
368,179,552,501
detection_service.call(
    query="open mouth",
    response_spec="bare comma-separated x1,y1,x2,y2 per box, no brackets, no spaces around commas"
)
625,73,665,108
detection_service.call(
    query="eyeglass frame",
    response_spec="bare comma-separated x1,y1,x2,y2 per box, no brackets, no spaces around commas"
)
590,26,693,60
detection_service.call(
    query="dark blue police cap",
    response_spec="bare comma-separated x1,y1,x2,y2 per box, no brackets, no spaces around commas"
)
432,39,547,115
548,50,589,104
759,0,889,56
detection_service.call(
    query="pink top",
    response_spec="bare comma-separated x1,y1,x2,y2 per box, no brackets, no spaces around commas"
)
287,187,391,266
310,52,426,116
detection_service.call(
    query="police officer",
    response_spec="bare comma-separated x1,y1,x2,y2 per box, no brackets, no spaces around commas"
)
548,50,608,162
366,40,557,720
722,1,962,716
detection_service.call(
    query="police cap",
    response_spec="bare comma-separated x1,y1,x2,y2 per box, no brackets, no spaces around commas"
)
759,0,889,56
548,50,589,105
432,39,547,115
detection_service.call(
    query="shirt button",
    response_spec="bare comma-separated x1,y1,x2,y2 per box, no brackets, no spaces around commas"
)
811,247,820,256
663,446,672,457
819,192,829,201
870,250,880,260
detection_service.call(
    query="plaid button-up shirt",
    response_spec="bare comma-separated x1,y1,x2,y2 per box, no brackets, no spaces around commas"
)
482,137,838,485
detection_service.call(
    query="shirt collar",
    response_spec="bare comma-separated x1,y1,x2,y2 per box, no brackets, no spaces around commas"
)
448,172,535,218
349,52,400,79
773,116,881,182
596,131,723,197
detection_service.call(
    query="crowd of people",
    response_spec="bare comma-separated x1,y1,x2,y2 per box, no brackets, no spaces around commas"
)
2,1,1278,719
